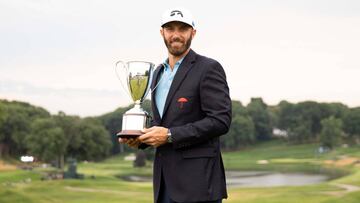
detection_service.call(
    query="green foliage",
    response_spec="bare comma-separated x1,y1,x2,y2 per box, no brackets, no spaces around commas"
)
320,116,343,149
1,96,359,165
278,101,349,144
74,118,111,161
222,101,255,149
26,117,67,167
53,112,82,151
0,99,112,166
98,105,131,154
0,100,50,157
343,107,360,140
231,100,248,117
287,121,312,144
98,100,152,155
222,115,255,149
247,98,272,140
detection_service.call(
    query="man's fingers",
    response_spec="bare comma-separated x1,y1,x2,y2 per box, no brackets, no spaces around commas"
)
118,137,142,148
128,139,138,145
126,138,141,148
141,126,155,133
118,138,128,143
122,126,166,147
138,132,153,142
128,141,138,147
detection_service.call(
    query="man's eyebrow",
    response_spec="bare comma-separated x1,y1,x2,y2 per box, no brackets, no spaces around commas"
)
180,24,190,28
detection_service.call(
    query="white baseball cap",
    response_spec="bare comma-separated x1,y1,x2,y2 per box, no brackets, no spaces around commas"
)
161,7,195,28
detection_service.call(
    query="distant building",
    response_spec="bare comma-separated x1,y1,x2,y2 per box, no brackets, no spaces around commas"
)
272,128,288,138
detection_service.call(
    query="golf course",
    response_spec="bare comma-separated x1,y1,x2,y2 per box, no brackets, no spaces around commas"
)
1,140,359,203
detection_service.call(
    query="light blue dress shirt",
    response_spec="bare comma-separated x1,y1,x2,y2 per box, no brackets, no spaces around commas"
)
155,58,184,118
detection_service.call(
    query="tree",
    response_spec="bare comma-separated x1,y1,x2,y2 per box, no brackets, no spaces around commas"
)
296,101,323,139
278,100,349,144
74,118,111,161
99,105,131,154
0,100,50,157
278,100,298,130
0,103,7,158
267,105,280,130
5,109,30,155
343,107,360,143
247,98,272,141
99,100,152,155
221,100,256,150
222,115,255,150
231,100,248,117
320,116,343,149
26,118,67,168
53,112,83,157
287,121,312,144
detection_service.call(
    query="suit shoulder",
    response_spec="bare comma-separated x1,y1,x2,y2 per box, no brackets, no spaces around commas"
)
196,54,221,66
195,53,225,75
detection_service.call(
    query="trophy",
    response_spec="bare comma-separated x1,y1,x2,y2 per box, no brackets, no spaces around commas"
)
115,60,155,138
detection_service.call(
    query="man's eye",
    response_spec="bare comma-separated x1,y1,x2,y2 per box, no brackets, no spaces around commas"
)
180,26,191,31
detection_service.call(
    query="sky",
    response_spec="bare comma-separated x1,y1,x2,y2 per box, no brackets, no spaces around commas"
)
1,0,359,117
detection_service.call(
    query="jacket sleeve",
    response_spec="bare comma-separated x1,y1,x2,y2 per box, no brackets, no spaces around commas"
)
170,61,232,149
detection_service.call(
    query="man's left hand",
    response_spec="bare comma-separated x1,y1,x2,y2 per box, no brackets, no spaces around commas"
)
139,126,168,147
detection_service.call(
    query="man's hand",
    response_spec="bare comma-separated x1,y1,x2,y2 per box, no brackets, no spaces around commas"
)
118,137,142,148
138,126,168,147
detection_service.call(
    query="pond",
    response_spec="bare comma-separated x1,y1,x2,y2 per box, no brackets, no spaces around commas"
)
121,171,329,188
226,171,329,188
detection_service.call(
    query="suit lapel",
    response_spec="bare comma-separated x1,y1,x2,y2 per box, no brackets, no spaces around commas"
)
162,49,197,119
151,64,164,122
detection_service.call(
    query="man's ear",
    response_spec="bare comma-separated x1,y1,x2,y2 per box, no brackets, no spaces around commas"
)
191,29,197,38
160,28,164,37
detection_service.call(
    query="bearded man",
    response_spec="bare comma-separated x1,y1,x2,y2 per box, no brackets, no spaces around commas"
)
120,7,232,203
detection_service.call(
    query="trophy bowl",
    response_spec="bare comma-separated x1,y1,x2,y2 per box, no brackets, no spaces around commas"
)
115,61,155,138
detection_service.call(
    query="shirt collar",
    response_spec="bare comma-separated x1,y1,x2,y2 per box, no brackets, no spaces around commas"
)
163,57,185,71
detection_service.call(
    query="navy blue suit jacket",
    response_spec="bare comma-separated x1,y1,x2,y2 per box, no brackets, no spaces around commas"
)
142,49,231,202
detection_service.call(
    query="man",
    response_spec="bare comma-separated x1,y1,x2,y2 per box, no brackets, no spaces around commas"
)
120,7,231,203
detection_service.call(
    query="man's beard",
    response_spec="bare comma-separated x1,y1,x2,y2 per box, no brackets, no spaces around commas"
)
164,35,192,56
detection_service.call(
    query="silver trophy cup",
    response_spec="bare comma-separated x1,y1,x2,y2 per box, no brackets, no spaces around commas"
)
115,61,155,138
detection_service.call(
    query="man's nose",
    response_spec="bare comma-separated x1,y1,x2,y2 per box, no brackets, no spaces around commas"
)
172,29,182,37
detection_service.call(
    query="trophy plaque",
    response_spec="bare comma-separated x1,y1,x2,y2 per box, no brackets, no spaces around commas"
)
115,61,155,138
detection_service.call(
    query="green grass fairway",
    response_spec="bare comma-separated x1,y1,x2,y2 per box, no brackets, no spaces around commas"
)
1,141,359,203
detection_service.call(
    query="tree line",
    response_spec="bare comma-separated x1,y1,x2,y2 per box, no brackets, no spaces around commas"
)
0,100,111,168
1,98,360,167
225,98,360,150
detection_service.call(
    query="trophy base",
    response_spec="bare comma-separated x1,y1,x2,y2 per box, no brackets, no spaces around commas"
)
117,130,143,138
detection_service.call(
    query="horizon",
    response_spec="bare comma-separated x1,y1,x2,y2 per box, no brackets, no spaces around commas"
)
1,96,357,118
1,0,359,116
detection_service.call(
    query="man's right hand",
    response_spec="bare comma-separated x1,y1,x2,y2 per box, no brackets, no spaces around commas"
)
118,137,142,148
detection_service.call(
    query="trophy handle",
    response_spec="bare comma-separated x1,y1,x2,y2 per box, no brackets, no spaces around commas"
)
115,60,132,100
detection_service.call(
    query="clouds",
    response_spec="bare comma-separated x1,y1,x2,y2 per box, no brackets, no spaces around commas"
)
1,0,359,116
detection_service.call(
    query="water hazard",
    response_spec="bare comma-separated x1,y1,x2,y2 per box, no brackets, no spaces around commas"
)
122,171,329,188
226,171,328,188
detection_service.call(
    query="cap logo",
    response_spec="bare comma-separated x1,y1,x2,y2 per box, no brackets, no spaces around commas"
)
170,10,183,17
